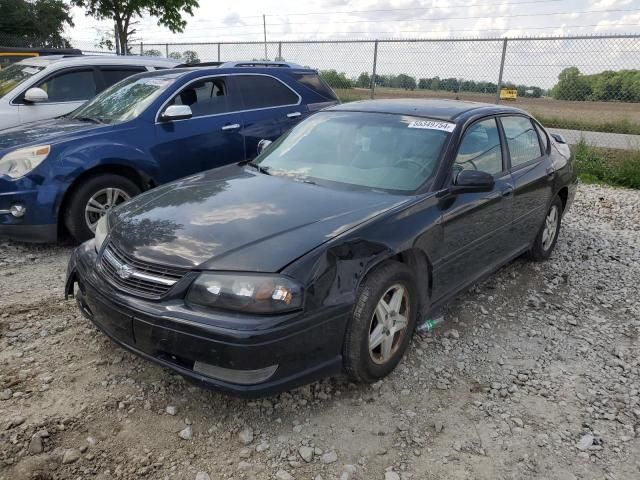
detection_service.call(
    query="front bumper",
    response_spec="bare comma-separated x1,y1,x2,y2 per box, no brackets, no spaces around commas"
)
65,242,348,397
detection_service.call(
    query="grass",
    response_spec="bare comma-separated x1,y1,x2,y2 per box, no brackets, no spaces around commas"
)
533,114,640,136
574,140,640,189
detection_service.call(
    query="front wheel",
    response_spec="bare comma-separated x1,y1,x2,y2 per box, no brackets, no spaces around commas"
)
63,174,141,243
343,261,418,383
528,195,563,261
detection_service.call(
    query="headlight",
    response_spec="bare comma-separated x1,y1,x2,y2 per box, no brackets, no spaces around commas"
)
0,145,50,179
94,215,109,252
187,273,304,314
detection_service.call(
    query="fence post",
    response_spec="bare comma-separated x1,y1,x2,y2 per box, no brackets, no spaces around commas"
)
278,42,282,61
370,40,379,99
217,43,221,62
140,42,144,56
495,38,508,104
165,43,169,58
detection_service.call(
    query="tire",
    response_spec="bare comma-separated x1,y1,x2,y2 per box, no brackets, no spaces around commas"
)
528,195,563,261
343,261,418,383
63,174,140,243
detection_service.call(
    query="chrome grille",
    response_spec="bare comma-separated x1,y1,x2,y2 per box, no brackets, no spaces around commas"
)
99,242,189,299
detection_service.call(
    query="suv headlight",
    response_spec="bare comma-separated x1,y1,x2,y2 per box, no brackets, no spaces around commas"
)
187,273,303,314
0,145,51,179
94,215,109,251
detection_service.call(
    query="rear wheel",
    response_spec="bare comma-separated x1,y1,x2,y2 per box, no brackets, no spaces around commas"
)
63,174,140,243
528,195,563,261
343,261,418,383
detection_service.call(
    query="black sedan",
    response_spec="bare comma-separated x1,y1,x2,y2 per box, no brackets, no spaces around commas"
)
65,99,577,396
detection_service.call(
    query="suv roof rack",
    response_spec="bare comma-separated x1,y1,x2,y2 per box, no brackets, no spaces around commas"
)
219,61,306,69
176,61,224,68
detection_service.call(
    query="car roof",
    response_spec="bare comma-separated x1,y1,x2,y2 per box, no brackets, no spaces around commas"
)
327,98,527,121
17,55,179,68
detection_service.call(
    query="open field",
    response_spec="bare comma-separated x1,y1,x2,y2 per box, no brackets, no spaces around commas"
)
1,184,639,480
335,88,640,133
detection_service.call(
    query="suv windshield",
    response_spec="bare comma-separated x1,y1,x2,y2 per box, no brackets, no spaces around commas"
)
256,111,452,193
70,71,181,124
0,63,45,99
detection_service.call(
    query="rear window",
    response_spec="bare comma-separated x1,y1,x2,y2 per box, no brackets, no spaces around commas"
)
293,73,338,101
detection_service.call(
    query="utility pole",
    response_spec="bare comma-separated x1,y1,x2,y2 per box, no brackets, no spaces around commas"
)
114,22,120,55
263,14,268,60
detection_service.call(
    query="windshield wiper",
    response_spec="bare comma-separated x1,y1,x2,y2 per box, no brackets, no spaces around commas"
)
245,160,271,175
74,116,104,125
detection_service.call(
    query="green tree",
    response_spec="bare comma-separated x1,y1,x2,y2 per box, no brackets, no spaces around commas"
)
182,50,200,64
168,51,182,60
356,72,371,88
0,0,73,47
71,0,199,55
144,49,162,57
320,69,352,89
552,67,592,101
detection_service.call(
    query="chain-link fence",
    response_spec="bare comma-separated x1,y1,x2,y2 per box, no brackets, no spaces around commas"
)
136,35,640,147
2,32,640,147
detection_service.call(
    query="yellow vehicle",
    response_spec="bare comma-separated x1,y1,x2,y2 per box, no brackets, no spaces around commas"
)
0,46,82,69
500,88,518,101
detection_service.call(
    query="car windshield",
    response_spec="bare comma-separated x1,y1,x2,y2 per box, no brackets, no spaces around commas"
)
70,72,180,124
256,111,452,193
0,63,45,99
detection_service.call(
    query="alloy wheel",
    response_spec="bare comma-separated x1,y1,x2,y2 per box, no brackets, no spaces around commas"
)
84,188,130,232
541,205,559,251
368,284,410,365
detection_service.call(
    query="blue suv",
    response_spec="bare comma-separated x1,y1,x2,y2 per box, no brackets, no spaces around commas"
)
0,61,339,242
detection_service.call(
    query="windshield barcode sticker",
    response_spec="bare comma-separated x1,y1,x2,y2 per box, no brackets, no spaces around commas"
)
408,120,456,132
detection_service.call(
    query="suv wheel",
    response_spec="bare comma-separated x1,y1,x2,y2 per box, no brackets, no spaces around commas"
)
64,174,140,243
343,261,418,383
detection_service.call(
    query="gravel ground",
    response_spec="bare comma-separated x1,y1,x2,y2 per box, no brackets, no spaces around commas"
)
1,183,639,480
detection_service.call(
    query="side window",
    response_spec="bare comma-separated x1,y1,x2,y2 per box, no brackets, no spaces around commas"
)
234,75,299,109
167,77,230,117
534,122,549,153
99,67,146,90
501,116,543,168
36,69,97,102
292,73,338,101
455,118,503,175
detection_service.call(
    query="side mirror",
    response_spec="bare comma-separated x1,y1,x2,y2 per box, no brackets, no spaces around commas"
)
550,133,566,144
257,139,273,155
24,87,48,103
452,169,495,193
161,105,192,121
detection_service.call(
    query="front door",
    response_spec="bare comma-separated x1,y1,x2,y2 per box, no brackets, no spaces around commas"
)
18,67,99,124
499,115,554,250
433,117,514,302
152,75,246,183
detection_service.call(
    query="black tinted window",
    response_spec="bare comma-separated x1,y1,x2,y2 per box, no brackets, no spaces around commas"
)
455,118,503,175
99,67,146,89
501,116,542,167
235,75,298,109
37,69,97,102
168,78,230,117
534,122,549,153
293,73,338,101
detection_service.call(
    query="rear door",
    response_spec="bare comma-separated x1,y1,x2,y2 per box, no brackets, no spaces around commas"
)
96,66,147,92
433,117,514,301
499,115,553,250
152,75,246,182
233,74,305,159
17,67,99,123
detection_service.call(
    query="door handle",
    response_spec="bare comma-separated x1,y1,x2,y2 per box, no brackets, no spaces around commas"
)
221,123,240,131
286,112,301,118
502,186,514,197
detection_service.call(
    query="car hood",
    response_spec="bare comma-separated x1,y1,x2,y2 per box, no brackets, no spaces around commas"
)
108,165,410,272
0,117,106,153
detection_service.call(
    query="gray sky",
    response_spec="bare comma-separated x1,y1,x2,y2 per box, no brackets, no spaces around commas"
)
66,0,640,88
